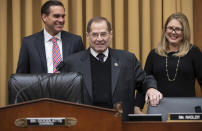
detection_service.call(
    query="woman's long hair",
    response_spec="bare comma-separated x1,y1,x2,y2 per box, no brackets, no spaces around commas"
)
155,13,191,57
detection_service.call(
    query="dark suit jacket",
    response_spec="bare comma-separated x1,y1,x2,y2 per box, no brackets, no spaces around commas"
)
16,30,84,73
63,48,157,121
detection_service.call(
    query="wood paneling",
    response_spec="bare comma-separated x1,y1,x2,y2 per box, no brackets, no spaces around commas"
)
193,0,202,97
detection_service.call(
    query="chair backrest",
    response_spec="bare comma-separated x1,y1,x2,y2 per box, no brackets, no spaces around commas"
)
147,97,202,121
8,72,83,104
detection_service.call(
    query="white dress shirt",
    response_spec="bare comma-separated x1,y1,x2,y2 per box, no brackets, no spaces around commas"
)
44,29,63,73
90,48,109,62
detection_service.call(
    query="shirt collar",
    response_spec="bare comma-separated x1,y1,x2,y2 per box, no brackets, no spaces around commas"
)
44,28,61,42
90,48,109,58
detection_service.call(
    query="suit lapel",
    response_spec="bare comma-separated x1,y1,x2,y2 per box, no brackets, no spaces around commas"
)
111,50,121,95
79,50,93,98
61,31,71,60
35,31,47,72
61,31,67,59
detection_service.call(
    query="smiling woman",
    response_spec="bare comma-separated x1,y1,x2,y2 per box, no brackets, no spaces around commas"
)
165,19,184,52
157,13,192,57
135,13,202,113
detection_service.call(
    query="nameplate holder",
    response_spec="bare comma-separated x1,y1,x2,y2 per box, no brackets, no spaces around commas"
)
168,113,202,122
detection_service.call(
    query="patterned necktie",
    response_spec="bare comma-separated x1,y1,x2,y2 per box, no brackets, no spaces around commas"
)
97,53,105,63
51,37,62,73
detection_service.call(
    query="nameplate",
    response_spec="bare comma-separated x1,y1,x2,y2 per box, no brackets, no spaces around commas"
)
168,113,202,121
15,117,77,127
128,114,162,121
27,118,65,126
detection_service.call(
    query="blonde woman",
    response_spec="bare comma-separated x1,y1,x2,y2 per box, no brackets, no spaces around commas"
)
135,13,202,113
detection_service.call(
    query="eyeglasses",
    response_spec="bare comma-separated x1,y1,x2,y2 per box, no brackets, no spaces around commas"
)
90,32,110,38
166,26,183,34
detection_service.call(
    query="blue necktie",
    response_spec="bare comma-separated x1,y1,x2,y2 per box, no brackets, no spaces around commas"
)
97,53,105,62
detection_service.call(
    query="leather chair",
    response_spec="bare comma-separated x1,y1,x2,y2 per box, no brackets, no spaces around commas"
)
147,97,202,121
8,72,83,104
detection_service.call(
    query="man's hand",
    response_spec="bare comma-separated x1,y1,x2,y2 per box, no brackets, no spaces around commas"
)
145,88,163,106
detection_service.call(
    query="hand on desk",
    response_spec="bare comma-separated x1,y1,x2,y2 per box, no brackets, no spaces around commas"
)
145,88,163,106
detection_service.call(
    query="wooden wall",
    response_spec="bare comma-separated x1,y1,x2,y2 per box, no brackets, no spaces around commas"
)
193,0,202,97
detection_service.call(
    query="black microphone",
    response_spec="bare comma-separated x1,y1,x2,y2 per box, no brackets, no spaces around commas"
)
195,106,202,113
14,62,65,104
56,61,65,72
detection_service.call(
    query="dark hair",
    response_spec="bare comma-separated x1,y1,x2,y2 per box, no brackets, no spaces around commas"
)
41,0,64,16
87,17,112,33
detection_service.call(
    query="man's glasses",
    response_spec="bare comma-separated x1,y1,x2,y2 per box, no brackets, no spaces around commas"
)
166,26,183,34
90,32,110,38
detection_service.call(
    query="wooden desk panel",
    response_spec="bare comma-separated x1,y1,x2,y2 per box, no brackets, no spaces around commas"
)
0,99,122,131
123,122,202,131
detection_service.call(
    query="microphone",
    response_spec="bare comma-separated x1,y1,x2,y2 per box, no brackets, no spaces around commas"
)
14,62,65,104
195,106,202,113
56,61,65,72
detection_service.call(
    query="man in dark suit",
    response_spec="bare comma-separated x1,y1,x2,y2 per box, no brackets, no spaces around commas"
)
63,17,163,120
16,0,84,73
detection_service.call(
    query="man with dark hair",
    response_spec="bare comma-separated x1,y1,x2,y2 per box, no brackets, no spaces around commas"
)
63,17,163,121
41,0,64,15
16,0,84,73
